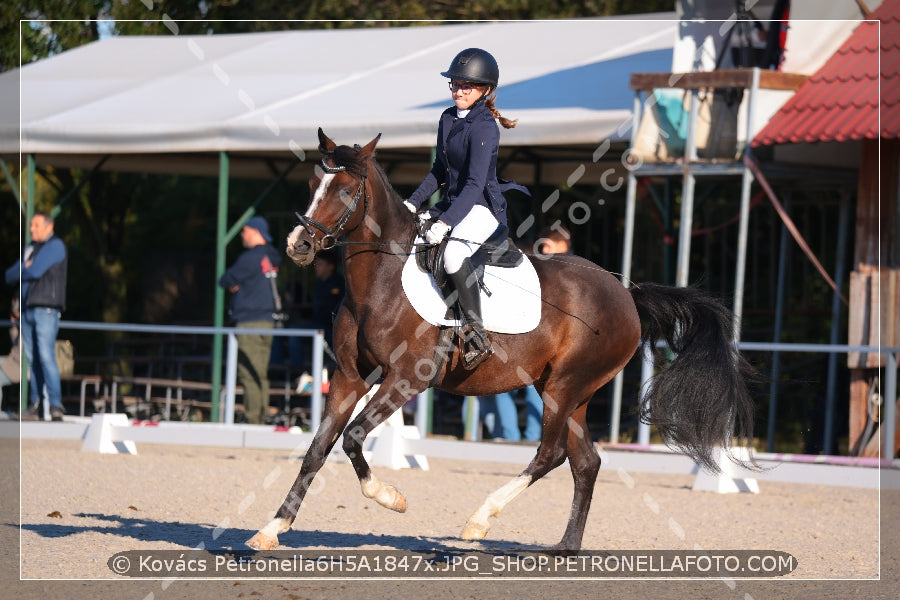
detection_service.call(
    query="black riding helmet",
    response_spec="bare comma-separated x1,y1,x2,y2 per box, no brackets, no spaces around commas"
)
441,48,499,87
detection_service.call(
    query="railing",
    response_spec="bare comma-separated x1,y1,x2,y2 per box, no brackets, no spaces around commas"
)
633,341,898,457
3,320,897,459
5,320,326,431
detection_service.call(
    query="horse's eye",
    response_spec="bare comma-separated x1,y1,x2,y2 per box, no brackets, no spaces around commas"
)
339,189,351,201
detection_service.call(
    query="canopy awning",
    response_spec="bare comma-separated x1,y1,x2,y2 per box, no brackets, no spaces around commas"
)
1,17,676,164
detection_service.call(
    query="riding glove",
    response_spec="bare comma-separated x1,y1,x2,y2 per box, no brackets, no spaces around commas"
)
425,221,450,245
402,200,418,214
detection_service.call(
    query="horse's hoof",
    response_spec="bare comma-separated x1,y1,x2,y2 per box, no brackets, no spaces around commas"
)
246,532,279,551
363,478,408,513
460,520,489,541
384,486,407,513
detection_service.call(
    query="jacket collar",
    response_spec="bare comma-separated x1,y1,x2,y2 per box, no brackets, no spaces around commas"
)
443,98,488,123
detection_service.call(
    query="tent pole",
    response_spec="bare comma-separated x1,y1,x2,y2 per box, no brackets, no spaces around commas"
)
675,89,699,288
20,155,35,412
732,67,760,342
211,151,229,422
610,89,644,444
226,160,300,241
0,158,24,213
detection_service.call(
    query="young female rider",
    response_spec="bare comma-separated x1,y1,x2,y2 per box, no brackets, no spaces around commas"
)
404,48,522,369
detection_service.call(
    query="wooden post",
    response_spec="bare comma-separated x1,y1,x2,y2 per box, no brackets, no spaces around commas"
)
848,139,900,457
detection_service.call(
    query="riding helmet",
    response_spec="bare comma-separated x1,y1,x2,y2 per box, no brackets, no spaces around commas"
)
441,48,499,87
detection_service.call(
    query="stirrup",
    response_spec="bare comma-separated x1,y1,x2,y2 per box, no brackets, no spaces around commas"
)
462,326,493,370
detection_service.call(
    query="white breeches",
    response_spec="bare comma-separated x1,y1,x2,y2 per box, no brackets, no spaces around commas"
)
442,205,500,274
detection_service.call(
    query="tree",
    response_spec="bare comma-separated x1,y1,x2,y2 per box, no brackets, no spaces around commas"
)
3,1,674,71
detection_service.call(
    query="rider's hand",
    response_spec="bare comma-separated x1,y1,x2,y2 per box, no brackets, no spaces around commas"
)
425,221,450,245
402,200,418,214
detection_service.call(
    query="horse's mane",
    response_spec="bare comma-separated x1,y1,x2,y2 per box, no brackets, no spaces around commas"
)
326,144,400,201
326,144,367,175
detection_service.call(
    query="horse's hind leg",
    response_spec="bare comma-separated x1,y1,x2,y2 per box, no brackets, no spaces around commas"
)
556,403,601,552
246,369,369,550
460,388,569,542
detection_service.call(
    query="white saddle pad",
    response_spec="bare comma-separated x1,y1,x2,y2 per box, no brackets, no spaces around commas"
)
401,238,542,334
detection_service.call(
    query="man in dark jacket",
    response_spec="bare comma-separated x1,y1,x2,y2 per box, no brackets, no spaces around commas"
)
5,212,67,421
219,216,282,424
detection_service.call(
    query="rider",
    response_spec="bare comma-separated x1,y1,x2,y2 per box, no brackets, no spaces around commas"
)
404,48,522,369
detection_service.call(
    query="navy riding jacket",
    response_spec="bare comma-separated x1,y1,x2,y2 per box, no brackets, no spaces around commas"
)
408,100,512,228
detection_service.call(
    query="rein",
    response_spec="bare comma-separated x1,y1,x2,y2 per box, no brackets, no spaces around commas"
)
297,151,612,334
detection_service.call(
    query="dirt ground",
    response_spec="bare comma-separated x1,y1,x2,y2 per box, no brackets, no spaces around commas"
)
3,437,898,599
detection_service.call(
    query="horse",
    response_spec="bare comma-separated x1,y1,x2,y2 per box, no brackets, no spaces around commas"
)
246,128,756,552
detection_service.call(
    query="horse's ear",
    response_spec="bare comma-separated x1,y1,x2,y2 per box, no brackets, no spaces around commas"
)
318,128,336,154
358,132,382,159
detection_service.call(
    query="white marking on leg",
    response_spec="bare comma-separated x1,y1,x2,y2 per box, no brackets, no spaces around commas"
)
361,474,380,498
464,474,531,538
259,517,292,538
360,474,406,512
361,474,393,504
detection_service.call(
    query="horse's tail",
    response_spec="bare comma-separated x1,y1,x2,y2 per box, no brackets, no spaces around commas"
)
629,282,757,473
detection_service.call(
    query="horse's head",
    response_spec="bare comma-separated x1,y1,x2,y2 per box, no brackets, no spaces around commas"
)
286,128,381,266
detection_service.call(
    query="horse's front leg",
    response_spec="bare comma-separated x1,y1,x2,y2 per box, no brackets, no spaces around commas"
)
342,374,424,513
246,370,369,550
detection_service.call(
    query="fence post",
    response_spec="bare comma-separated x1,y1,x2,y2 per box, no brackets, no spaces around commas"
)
463,396,480,441
310,330,324,433
886,352,897,460
224,332,238,425
637,343,653,445
415,390,429,438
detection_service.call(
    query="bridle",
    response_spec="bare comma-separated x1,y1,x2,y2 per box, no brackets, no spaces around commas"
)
296,155,368,251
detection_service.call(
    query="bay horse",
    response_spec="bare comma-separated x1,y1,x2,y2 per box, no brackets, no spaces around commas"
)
247,128,755,552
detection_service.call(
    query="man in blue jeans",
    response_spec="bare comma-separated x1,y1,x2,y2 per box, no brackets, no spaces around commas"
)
5,212,68,421
219,216,282,424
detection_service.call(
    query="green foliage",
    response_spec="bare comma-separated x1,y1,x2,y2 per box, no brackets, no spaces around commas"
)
3,0,674,70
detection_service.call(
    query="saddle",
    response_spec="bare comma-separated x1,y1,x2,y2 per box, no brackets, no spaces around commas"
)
416,222,524,312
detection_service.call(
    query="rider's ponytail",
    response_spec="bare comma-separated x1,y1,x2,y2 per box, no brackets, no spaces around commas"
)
484,93,517,129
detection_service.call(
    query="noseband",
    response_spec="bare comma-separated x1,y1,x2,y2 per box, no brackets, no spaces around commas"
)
296,156,368,250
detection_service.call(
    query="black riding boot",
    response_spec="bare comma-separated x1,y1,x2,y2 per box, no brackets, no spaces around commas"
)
449,258,492,369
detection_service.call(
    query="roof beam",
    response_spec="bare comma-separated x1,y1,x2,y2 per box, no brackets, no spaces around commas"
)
630,69,808,91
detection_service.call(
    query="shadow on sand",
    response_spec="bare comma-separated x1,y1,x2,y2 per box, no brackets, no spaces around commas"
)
17,512,541,553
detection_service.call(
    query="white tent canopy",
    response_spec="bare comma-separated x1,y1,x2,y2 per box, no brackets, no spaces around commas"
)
1,17,676,161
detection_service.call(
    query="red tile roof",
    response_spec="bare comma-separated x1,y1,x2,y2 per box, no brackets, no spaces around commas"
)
752,0,900,146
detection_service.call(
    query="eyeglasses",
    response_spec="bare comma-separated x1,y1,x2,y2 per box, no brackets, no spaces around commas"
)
449,81,477,93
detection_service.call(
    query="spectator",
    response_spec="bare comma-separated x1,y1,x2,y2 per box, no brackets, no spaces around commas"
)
311,250,345,353
536,223,574,256
281,250,344,382
219,216,282,424
5,212,68,421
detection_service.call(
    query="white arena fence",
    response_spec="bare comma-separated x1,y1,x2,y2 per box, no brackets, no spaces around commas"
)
2,320,898,493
